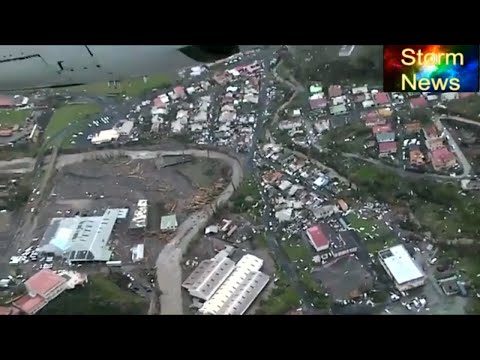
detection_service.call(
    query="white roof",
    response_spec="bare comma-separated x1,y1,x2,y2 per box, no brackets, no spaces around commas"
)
379,245,424,285
91,129,119,144
182,257,236,301
199,254,269,315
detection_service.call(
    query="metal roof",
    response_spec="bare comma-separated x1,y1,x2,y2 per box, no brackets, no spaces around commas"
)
129,200,148,229
38,208,127,262
160,214,178,231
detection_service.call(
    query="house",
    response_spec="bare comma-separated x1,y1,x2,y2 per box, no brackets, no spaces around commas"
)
330,104,348,116
409,96,428,109
173,86,186,98
328,85,342,98
0,95,15,108
430,147,456,171
378,245,425,291
441,92,459,102
377,107,393,117
352,86,368,94
373,92,391,106
354,94,366,103
13,269,68,315
306,225,330,252
362,99,375,108
330,231,358,258
311,205,338,220
404,121,422,135
379,141,397,157
376,132,395,143
364,112,386,127
309,96,328,110
372,124,392,134
309,84,323,94
423,125,441,140
426,137,445,151
332,96,347,106
409,149,425,166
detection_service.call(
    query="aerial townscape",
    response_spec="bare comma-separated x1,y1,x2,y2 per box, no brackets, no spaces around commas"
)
1,44,480,315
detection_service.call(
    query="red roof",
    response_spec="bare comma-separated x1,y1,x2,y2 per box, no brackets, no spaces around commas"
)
13,294,46,315
410,96,428,108
0,306,16,315
25,269,66,297
423,125,439,138
372,124,392,134
153,97,165,108
379,141,397,153
459,92,475,99
307,225,329,249
328,85,342,98
309,98,328,110
374,92,391,105
174,86,185,97
431,146,456,165
0,95,14,107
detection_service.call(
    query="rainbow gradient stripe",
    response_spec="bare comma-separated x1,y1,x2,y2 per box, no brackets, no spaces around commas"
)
383,45,479,92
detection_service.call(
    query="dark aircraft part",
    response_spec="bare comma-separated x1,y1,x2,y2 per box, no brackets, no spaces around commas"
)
179,45,240,63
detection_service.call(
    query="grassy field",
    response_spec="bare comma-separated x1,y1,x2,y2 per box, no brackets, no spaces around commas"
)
63,73,171,97
257,272,301,314
447,95,480,119
414,203,466,240
45,104,101,139
282,236,313,264
40,274,148,315
347,212,397,253
0,109,32,127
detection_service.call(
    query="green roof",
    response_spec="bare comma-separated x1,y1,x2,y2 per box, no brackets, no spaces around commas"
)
160,214,178,230
309,85,323,94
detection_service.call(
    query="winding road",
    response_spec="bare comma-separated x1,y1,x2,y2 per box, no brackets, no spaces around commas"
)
52,148,244,315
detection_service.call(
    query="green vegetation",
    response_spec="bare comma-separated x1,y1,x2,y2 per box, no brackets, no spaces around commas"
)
281,236,330,309
6,184,32,211
285,45,383,85
230,178,262,219
40,273,148,315
257,272,301,314
45,103,101,140
411,107,433,125
253,232,268,249
64,73,171,97
347,213,397,253
447,96,480,119
369,290,388,304
0,109,32,127
319,122,371,154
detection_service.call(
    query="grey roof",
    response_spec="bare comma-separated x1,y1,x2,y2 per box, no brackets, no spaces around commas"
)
331,230,358,254
38,208,127,262
376,132,396,143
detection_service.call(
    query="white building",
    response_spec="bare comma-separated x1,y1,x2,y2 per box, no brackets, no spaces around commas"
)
199,254,270,315
91,129,120,145
182,251,236,301
117,120,134,136
378,245,425,291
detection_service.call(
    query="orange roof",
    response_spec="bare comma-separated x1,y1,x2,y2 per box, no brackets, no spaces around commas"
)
13,294,46,315
25,269,66,297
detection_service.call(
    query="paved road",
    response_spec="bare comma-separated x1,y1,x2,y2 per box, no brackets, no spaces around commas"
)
50,148,244,315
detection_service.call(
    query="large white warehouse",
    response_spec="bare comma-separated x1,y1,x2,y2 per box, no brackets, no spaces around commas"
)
378,244,425,291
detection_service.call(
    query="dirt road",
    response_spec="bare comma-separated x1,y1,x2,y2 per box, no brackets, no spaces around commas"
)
52,148,244,315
